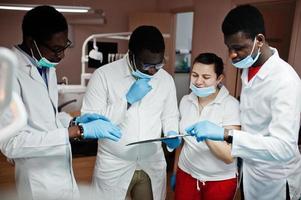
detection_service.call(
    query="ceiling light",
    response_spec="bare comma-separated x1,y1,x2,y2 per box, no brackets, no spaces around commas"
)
0,4,90,13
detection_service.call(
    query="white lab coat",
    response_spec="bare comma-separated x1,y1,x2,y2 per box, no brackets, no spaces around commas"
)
81,56,179,200
1,47,79,200
231,48,301,200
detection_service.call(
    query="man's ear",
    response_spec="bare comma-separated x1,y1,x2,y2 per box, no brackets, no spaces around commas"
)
256,34,265,48
128,50,133,58
25,36,35,49
217,74,224,83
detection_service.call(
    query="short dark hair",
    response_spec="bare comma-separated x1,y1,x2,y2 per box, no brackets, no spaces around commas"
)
193,53,224,77
128,25,165,56
222,4,265,39
22,5,68,42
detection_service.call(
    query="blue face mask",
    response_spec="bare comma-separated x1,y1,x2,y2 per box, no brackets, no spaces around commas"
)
33,40,59,68
132,70,153,79
36,57,58,68
190,82,216,97
232,38,261,69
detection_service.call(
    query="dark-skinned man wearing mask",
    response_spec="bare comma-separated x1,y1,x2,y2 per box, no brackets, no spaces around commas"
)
1,5,121,200
185,5,301,200
81,25,181,200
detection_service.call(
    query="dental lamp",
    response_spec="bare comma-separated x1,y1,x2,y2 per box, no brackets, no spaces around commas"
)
88,38,103,62
87,38,104,70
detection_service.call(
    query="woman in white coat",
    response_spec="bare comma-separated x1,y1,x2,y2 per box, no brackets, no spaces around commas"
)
1,6,120,200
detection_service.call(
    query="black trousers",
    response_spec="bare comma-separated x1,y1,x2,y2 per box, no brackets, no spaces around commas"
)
286,181,290,200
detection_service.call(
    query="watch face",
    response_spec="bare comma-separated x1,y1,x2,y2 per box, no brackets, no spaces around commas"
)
78,125,84,134
227,135,233,144
226,130,233,144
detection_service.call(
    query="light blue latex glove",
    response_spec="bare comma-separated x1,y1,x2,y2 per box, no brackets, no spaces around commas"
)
162,131,182,149
75,113,109,124
185,120,224,142
81,119,121,141
170,173,176,191
126,78,152,105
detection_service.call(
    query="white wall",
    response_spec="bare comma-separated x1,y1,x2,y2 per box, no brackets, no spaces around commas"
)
176,12,193,51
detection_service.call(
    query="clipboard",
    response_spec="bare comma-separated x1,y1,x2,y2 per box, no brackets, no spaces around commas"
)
126,134,191,146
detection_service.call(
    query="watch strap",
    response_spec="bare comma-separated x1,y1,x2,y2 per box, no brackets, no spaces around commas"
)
225,129,233,144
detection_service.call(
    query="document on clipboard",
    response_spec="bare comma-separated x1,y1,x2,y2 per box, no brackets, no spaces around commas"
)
126,134,191,146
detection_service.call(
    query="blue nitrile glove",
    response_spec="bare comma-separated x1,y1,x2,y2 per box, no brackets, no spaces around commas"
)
75,113,109,124
81,119,122,141
126,78,152,105
185,120,224,142
163,131,182,149
170,173,176,191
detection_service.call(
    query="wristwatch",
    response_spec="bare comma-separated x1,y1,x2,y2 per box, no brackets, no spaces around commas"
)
69,116,78,127
78,124,84,140
225,129,233,144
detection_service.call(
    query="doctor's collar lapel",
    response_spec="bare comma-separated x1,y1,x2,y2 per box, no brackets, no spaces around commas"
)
47,68,58,112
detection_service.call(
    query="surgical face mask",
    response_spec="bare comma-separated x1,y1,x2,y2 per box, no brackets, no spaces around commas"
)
190,82,216,97
33,40,59,68
232,38,261,69
132,69,153,79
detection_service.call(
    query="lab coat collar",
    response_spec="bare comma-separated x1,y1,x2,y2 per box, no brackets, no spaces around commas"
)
256,47,278,80
13,46,35,68
121,56,133,78
241,47,278,86
187,85,229,106
13,46,48,88
13,46,57,110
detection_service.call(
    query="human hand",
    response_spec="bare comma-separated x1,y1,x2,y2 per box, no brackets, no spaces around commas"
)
185,120,224,142
170,173,176,191
75,113,109,124
162,131,182,149
81,119,121,141
126,79,152,105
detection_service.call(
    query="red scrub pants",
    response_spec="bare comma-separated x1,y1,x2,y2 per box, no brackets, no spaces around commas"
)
174,168,237,200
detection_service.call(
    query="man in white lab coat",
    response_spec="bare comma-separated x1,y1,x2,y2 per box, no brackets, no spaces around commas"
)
1,6,121,200
185,4,301,200
81,25,181,200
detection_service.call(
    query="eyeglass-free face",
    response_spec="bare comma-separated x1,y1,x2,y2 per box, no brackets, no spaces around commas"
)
190,62,223,89
224,32,261,65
